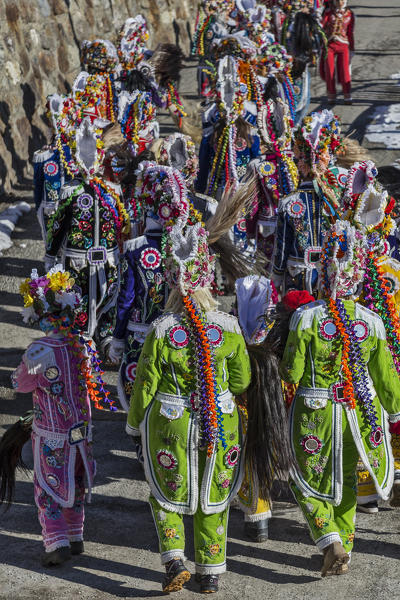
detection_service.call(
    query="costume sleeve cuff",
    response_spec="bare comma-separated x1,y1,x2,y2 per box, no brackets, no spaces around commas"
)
126,422,140,436
389,413,400,424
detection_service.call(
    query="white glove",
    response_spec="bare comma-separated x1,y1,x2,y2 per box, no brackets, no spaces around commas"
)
108,338,125,364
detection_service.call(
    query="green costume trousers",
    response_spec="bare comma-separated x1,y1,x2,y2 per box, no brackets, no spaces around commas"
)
149,495,229,574
291,432,359,555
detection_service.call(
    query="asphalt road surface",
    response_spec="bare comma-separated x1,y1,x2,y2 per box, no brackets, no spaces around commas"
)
1,1,400,598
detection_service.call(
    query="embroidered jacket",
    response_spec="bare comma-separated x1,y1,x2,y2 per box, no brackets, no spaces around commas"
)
126,311,251,515
322,9,355,50
280,300,400,506
113,233,166,341
33,144,71,243
44,179,124,337
271,183,329,293
11,337,95,507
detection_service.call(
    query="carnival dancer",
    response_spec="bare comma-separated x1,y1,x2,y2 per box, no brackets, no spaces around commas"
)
320,0,355,105
281,219,400,577
108,163,190,411
340,160,400,512
271,109,342,294
44,116,130,350
126,220,251,593
0,266,113,566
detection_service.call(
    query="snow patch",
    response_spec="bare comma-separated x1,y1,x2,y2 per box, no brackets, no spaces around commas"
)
365,104,400,149
0,202,31,255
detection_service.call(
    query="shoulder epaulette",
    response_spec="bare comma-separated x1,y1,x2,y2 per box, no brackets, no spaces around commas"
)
206,311,241,334
289,300,327,331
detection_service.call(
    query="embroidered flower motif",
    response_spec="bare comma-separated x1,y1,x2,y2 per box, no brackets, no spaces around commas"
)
44,161,59,177
33,403,43,421
206,543,221,557
369,426,383,448
301,435,323,454
76,193,93,211
221,479,231,488
46,473,60,488
168,325,190,349
347,533,355,543
314,517,327,529
224,445,241,468
140,247,161,270
259,161,276,177
156,449,178,470
206,324,224,347
236,218,247,234
319,318,338,341
50,381,64,396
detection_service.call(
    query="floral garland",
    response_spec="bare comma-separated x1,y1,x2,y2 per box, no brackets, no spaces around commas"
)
328,298,379,434
364,251,400,373
182,295,226,456
91,176,131,244
167,83,187,128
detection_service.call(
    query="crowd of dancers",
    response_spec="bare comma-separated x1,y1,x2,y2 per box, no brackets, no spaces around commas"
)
1,0,400,595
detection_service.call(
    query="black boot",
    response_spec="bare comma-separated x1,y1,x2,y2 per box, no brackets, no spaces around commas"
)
162,558,191,593
70,541,84,555
199,574,219,593
244,518,269,542
41,546,71,567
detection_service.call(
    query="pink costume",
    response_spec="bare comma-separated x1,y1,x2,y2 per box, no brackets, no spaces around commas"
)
12,336,95,552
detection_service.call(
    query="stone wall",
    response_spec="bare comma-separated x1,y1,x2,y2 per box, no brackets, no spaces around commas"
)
0,0,195,197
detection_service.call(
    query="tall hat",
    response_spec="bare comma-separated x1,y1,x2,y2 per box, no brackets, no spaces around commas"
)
164,222,216,296
156,133,198,188
118,15,150,69
134,161,191,228
319,219,367,300
294,109,341,166
80,39,118,74
118,90,158,156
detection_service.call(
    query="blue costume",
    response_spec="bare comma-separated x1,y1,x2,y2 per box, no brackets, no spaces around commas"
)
112,230,167,411
271,182,335,294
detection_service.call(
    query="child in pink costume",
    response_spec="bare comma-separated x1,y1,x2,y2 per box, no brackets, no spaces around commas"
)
320,0,355,104
7,265,109,566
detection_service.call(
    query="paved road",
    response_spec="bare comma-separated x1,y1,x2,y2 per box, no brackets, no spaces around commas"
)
1,1,400,598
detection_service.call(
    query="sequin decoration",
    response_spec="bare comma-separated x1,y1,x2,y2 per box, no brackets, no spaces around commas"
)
158,202,173,221
288,197,306,218
319,318,338,341
125,362,138,382
140,247,161,270
156,449,178,470
206,324,224,347
370,426,383,448
168,325,190,349
352,320,369,342
301,434,323,454
44,366,60,381
44,161,59,176
224,445,241,468
46,473,60,488
259,161,276,177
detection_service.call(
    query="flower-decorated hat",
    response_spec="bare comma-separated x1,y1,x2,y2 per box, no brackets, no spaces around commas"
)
342,161,391,232
259,43,293,76
81,39,118,74
294,109,341,166
164,222,216,295
118,90,158,156
319,220,367,300
156,133,198,188
118,15,150,69
134,161,192,229
19,265,81,328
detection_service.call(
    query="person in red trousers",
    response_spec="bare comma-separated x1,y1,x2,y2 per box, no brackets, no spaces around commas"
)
320,0,355,104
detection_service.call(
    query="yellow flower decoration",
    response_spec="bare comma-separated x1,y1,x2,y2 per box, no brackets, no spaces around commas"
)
48,271,73,291
19,279,31,296
23,294,34,307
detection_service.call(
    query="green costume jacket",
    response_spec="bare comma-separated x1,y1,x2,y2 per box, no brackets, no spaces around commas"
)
280,300,400,506
126,310,251,515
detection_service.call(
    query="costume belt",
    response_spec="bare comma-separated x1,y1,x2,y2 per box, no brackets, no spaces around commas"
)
33,421,90,444
155,388,233,409
297,386,330,399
